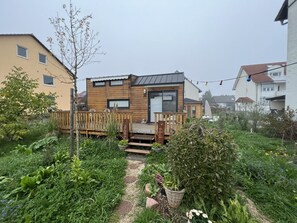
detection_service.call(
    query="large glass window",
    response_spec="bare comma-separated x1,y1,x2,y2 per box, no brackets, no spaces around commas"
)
108,99,129,109
162,91,177,112
43,75,54,85
17,45,27,58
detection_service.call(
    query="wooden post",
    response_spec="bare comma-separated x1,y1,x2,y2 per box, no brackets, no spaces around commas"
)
123,119,130,140
157,121,165,145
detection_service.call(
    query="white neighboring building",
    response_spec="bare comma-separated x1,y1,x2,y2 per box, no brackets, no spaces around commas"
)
232,62,286,112
275,0,297,111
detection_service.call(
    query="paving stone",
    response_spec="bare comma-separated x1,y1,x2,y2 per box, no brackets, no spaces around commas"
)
128,163,140,169
124,176,137,184
116,200,133,217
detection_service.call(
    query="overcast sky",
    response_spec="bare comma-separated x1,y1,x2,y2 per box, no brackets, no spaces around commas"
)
0,0,287,96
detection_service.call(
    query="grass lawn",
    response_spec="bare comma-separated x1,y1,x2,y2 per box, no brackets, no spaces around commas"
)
0,136,127,223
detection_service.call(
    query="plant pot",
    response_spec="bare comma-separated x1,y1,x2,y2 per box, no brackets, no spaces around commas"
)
118,145,127,150
164,187,185,208
152,147,161,152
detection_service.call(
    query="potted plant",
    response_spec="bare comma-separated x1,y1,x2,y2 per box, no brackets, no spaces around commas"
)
151,142,162,152
163,173,185,208
118,139,128,150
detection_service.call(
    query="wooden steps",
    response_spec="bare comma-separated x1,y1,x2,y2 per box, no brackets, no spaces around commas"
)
124,148,151,155
124,134,155,155
128,142,152,147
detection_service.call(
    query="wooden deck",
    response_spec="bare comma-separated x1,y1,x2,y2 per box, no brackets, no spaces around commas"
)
52,111,186,137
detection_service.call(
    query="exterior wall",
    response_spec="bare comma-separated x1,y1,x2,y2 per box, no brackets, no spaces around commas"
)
87,78,184,123
270,101,285,110
234,69,257,111
184,79,200,100
0,35,72,110
87,78,131,112
286,0,297,111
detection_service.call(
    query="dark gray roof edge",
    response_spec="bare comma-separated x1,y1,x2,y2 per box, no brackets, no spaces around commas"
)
0,33,74,76
131,82,183,87
135,71,184,78
184,98,202,103
275,0,288,22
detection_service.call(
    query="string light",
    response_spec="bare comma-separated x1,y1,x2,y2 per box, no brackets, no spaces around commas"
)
192,61,297,86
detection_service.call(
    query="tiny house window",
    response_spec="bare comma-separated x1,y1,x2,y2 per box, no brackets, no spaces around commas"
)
17,45,28,58
108,99,129,109
110,80,123,86
93,81,105,87
39,53,47,64
43,75,54,85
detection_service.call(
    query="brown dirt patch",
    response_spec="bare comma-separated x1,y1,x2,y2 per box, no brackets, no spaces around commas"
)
124,176,137,184
116,200,133,217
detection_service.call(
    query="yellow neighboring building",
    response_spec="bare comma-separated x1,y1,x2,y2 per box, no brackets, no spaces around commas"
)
0,34,73,110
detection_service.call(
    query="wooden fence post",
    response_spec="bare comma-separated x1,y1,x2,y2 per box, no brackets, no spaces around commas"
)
157,121,165,144
123,119,130,140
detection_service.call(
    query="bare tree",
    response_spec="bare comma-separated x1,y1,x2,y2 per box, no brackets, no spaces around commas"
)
49,1,101,158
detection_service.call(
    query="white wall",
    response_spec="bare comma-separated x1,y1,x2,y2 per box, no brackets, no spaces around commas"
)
234,70,257,100
286,0,297,111
184,78,200,100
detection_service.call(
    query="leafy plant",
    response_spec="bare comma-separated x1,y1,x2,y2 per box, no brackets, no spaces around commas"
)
148,183,160,197
0,67,56,141
220,195,257,223
118,139,128,146
13,144,32,155
152,142,162,148
29,136,58,151
167,120,237,205
163,173,182,191
105,116,118,145
186,209,212,223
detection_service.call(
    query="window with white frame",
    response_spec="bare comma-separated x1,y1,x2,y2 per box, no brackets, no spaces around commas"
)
43,75,54,85
107,99,129,109
17,45,28,58
262,84,274,92
110,80,123,86
39,53,47,64
270,71,281,77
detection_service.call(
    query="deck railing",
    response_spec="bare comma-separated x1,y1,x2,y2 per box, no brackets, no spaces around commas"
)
52,111,133,133
154,112,186,135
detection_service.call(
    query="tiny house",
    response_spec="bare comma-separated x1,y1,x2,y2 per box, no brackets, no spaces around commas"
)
86,72,202,123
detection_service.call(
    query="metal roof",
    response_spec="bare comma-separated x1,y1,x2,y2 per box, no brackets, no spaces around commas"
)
132,72,185,86
184,98,202,104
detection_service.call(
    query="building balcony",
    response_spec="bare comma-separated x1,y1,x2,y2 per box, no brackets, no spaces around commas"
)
275,90,286,96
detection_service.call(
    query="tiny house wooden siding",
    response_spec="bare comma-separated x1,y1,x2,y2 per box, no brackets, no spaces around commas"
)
87,77,185,123
184,103,202,118
52,111,133,135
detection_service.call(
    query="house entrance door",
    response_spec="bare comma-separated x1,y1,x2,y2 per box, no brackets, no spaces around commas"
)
150,96,162,122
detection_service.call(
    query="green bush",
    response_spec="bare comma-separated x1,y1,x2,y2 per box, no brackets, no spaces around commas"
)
219,195,257,223
167,120,237,205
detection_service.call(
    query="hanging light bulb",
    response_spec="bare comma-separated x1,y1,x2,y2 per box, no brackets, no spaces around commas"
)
219,80,223,85
196,81,199,85
247,75,251,82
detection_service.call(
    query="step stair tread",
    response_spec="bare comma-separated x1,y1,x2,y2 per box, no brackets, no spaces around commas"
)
125,148,151,155
128,142,152,147
130,134,155,141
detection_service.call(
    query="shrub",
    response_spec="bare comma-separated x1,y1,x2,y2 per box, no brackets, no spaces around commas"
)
166,120,237,205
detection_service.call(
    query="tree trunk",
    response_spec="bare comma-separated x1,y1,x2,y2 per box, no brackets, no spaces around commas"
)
70,88,74,158
74,80,80,158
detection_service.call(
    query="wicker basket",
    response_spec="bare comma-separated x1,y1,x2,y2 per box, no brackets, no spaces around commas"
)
164,187,185,208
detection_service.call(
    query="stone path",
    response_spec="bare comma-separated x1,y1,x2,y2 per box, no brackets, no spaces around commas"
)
116,157,145,223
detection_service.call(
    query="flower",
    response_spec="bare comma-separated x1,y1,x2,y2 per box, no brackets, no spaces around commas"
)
186,209,211,223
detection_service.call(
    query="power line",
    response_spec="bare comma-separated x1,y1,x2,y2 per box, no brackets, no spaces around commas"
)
192,61,297,86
